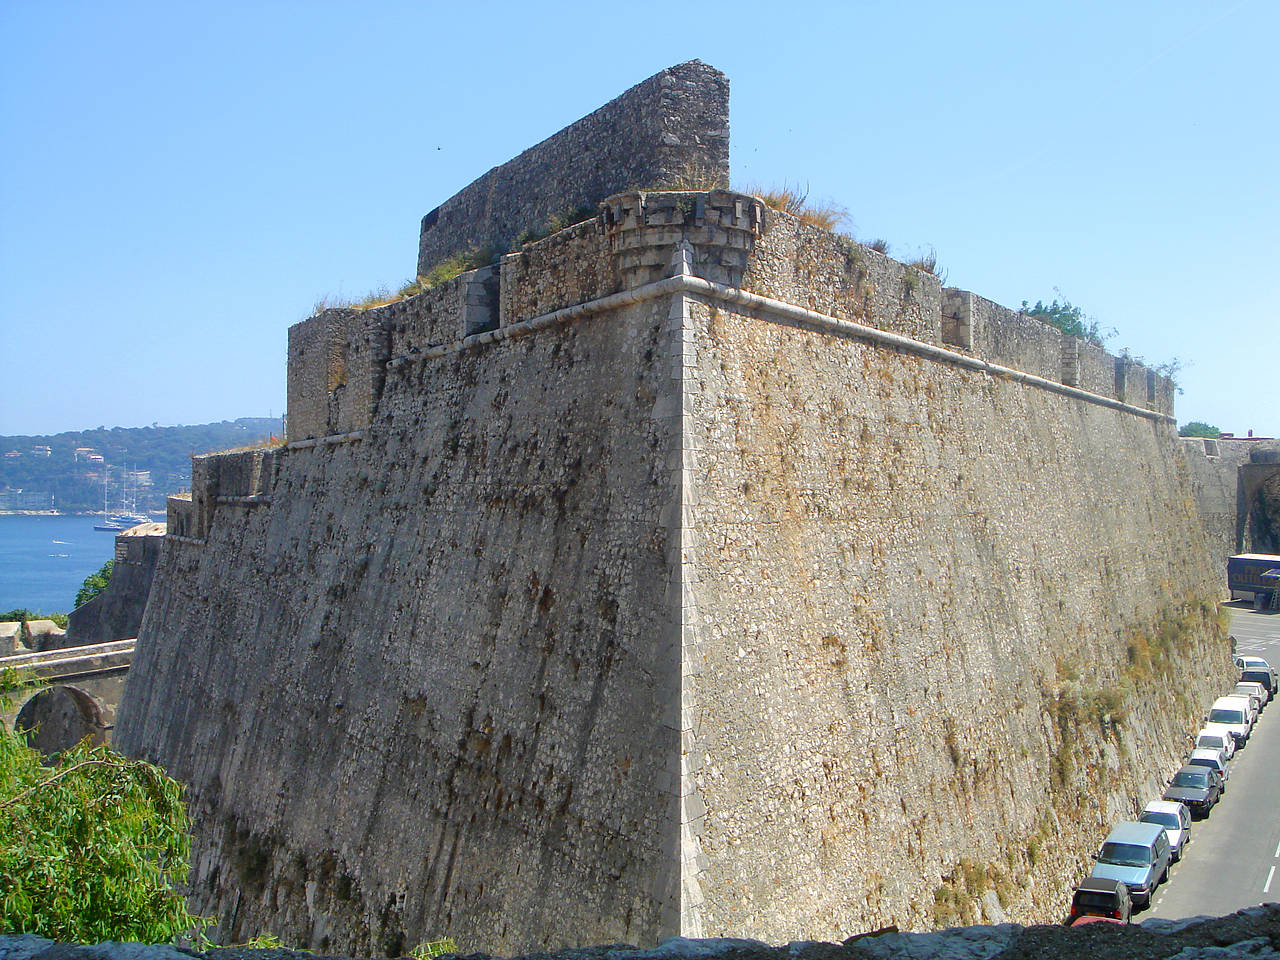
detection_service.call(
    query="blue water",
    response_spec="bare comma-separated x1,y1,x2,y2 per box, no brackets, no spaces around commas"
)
0,516,118,614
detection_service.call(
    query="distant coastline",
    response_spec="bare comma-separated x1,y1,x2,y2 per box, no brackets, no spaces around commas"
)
0,510,162,517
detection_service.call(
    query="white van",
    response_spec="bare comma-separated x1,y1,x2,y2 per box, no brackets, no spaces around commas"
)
1208,697,1252,744
1221,693,1258,727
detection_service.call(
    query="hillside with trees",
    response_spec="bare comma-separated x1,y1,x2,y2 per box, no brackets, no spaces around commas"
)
0,418,282,514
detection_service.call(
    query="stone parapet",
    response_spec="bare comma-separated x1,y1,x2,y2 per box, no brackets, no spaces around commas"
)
287,309,389,442
166,494,196,540
382,276,465,356
188,447,279,540
417,60,730,277
602,190,766,289
500,220,619,327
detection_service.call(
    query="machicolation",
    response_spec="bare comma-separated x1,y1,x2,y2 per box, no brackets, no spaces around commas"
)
118,60,1225,956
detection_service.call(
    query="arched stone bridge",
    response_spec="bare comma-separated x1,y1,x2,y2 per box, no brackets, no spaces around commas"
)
0,639,134,756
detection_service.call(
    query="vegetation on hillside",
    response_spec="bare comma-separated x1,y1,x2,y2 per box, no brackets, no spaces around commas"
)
0,417,282,514
0,610,67,627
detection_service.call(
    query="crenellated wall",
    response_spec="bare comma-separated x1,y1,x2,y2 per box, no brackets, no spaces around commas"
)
286,187,1175,454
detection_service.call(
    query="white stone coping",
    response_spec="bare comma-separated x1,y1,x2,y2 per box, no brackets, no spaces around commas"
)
384,271,1174,424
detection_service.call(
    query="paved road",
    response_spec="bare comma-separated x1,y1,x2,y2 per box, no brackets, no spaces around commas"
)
1146,604,1280,920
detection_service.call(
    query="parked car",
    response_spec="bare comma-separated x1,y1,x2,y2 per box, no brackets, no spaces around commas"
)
1138,800,1192,861
1089,821,1171,907
1235,653,1276,673
1197,725,1236,759
1241,667,1277,698
1236,656,1279,691
1071,914,1127,927
1187,748,1230,791
1207,696,1253,744
1066,876,1133,924
1222,692,1259,727
1232,687,1264,718
1236,680,1270,707
1163,764,1223,817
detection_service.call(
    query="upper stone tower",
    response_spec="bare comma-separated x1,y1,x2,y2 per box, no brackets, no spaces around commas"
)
416,60,730,276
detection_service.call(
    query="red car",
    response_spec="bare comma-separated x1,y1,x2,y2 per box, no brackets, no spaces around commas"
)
1066,877,1132,925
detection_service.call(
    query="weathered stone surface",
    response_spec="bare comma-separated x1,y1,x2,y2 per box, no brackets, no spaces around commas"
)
116,66,1226,956
1179,438,1280,573
0,621,21,653
119,296,684,954
416,61,730,277
21,620,66,652
14,684,108,758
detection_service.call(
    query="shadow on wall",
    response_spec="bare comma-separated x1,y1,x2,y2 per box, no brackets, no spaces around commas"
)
1247,469,1280,553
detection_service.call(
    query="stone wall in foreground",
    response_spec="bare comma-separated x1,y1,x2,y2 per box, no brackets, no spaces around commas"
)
677,291,1224,937
6,905,1280,960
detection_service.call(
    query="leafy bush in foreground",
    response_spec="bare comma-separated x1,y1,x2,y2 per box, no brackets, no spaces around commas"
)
0,671,208,942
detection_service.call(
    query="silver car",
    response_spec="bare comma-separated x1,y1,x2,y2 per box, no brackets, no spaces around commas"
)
1236,680,1269,707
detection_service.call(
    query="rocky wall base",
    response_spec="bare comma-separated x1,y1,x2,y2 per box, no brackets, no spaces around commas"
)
5,905,1280,960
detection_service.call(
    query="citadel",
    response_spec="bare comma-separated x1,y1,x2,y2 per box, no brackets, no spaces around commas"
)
9,60,1280,955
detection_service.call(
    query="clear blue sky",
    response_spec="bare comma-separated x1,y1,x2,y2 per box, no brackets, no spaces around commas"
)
2,0,1275,438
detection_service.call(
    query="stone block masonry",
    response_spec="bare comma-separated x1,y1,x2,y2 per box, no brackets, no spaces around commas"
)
416,60,730,277
117,63,1223,955
1182,437,1280,572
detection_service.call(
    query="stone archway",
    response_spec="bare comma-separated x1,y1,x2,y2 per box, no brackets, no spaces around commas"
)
15,684,110,759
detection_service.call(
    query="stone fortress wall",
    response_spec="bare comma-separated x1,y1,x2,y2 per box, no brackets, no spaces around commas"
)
117,62,1227,955
1180,436,1280,568
63,523,167,648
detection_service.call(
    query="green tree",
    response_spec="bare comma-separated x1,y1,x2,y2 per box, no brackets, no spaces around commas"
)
1021,294,1112,347
1180,421,1221,438
0,671,209,942
74,560,114,608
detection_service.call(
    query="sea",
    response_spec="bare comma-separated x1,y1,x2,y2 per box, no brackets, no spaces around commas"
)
0,515,120,615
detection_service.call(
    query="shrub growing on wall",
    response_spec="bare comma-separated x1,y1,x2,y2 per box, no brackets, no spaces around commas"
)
74,560,114,609
0,670,208,942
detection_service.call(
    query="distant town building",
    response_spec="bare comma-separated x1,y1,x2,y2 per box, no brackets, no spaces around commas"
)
0,489,55,510
30,445,51,457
